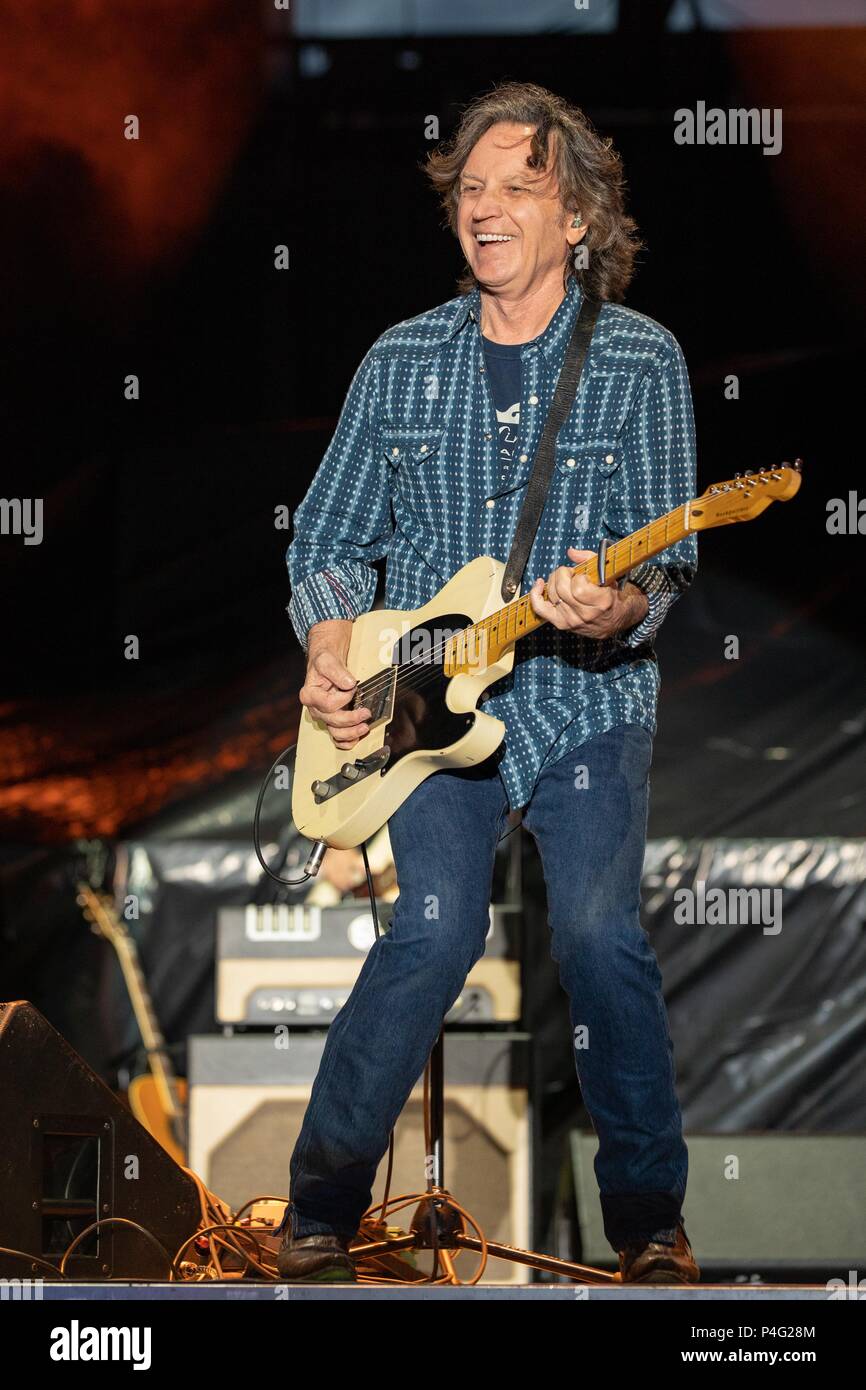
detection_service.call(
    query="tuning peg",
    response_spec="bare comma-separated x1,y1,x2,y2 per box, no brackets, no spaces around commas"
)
793,457,803,472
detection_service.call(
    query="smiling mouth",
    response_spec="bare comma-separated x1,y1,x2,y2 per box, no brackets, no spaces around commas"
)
474,233,517,246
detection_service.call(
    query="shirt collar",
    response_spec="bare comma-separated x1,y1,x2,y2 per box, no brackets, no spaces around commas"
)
448,275,584,365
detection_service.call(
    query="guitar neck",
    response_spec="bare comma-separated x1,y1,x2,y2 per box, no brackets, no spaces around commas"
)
112,936,184,1120
445,502,690,676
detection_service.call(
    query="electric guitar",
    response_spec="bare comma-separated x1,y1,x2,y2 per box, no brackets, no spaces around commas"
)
77,882,188,1164
292,462,802,851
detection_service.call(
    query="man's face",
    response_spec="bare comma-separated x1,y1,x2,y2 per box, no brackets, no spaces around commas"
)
456,122,580,295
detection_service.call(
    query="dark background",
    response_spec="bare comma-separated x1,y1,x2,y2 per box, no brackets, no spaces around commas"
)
1,14,864,844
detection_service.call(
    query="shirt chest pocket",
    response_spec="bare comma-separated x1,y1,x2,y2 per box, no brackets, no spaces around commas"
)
551,440,622,538
381,424,445,472
555,439,622,479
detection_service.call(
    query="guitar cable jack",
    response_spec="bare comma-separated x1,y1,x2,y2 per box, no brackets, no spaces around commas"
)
304,839,328,878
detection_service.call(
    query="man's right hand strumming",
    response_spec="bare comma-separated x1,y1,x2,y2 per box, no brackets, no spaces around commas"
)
299,619,372,751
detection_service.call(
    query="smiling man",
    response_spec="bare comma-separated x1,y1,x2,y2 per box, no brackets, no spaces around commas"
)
281,82,699,1284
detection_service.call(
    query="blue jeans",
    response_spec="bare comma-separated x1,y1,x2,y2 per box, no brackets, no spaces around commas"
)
284,724,688,1251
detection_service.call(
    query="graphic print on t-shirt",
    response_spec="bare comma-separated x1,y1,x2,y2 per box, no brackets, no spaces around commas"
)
481,336,526,470
495,401,520,467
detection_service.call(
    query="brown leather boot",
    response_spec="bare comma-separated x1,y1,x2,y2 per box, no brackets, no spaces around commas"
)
276,1231,356,1283
619,1219,700,1285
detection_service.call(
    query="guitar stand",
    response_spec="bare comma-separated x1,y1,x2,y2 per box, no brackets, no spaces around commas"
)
351,1027,617,1286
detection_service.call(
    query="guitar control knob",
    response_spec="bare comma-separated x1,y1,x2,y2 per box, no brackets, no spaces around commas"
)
311,779,335,801
340,762,362,781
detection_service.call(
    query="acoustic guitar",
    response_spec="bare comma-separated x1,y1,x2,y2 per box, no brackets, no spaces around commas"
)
292,462,802,851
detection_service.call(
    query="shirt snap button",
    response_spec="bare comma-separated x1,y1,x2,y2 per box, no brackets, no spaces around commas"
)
485,499,495,509
566,458,576,468
519,453,528,463
529,394,539,405
420,444,428,453
391,447,400,456
605,453,615,464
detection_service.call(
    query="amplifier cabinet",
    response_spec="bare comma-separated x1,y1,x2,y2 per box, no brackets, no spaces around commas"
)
190,1031,535,1284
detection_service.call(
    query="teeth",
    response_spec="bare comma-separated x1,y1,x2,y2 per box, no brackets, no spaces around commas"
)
476,234,515,242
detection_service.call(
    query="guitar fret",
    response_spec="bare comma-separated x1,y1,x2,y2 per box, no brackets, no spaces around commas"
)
449,496,705,672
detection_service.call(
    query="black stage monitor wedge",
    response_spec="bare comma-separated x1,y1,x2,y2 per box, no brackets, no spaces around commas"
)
0,1002,200,1280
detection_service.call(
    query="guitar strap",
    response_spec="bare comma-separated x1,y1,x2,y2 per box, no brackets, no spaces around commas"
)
500,292,603,602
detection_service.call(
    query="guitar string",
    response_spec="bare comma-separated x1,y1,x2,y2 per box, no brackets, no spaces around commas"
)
349,541,662,709
353,600,536,704
346,475,779,708
348,523,677,708
349,529,657,706
351,607,543,709
349,579,618,711
332,477,779,713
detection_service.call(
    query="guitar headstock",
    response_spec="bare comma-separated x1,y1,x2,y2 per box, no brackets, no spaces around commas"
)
76,881,129,946
688,460,802,530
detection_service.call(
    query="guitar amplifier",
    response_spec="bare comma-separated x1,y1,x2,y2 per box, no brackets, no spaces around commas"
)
189,1030,535,1284
215,902,522,1027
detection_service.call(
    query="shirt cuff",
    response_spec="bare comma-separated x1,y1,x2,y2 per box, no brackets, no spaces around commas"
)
620,563,678,647
288,569,360,652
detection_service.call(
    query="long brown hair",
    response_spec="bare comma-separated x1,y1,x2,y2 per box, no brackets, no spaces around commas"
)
425,81,642,302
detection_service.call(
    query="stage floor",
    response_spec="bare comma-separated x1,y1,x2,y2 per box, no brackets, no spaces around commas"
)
37,1282,830,1300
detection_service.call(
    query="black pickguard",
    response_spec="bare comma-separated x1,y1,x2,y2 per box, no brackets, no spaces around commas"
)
379,611,476,768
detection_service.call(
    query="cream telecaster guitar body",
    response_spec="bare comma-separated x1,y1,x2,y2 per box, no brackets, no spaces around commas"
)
292,463,802,850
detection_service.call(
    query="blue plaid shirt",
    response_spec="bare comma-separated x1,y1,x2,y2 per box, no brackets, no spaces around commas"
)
287,277,697,811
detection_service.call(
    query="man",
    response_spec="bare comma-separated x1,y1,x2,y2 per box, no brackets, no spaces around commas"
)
280,82,699,1284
